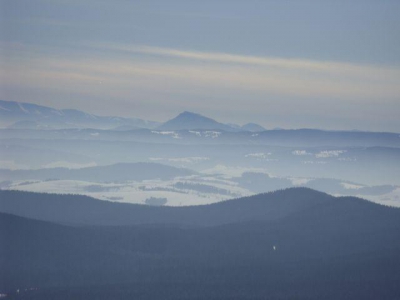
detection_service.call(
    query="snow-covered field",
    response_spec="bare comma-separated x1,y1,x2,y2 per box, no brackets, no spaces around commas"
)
5,170,400,207
7,174,252,206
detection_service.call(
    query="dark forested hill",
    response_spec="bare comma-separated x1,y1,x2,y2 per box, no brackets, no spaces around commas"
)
1,188,400,299
0,188,388,227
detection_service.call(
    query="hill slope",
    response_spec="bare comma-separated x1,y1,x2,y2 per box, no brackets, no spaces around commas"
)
0,188,398,227
1,189,400,299
0,188,353,226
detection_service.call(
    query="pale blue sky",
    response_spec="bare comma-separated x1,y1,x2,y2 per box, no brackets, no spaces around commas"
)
1,0,400,131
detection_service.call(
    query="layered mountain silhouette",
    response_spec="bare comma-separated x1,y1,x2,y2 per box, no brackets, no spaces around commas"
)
0,100,159,130
1,100,266,132
241,122,266,132
158,111,266,132
1,188,400,299
157,111,238,132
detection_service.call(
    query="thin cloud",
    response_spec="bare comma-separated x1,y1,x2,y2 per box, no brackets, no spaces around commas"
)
2,44,400,131
96,43,400,80
3,55,400,100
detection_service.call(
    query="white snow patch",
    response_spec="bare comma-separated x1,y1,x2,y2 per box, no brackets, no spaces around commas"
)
204,131,221,138
341,182,364,190
332,187,400,208
316,150,346,158
168,157,209,164
292,150,311,156
149,157,163,161
0,105,11,111
302,161,327,165
85,112,97,119
290,177,312,186
189,130,202,137
6,177,253,206
361,187,400,207
150,157,209,164
17,102,30,113
51,109,64,116
151,131,181,139
338,157,357,162
245,152,272,159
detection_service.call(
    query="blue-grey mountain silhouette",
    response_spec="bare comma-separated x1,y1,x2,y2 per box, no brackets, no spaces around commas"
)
158,111,238,131
0,100,159,130
241,122,266,132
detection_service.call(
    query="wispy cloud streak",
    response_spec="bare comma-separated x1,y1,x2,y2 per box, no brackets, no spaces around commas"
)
97,44,400,80
2,43,400,130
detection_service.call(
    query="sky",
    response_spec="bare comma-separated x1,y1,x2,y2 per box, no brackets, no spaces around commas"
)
1,0,400,131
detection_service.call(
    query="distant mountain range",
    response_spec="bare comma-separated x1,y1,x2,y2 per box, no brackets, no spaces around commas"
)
0,162,193,182
0,100,160,130
158,111,235,131
0,100,265,132
1,188,400,299
2,126,399,148
157,111,265,132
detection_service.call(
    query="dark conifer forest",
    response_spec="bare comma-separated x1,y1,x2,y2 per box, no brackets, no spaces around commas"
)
1,188,400,299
